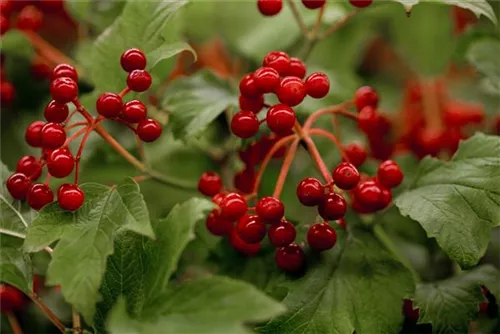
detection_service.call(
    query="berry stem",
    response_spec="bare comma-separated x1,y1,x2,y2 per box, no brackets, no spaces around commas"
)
71,99,94,124
308,128,348,160
113,118,137,132
6,312,22,334
62,109,80,127
285,0,309,37
72,308,82,334
317,10,358,39
303,102,356,130
44,172,51,186
272,137,301,198
311,2,327,37
65,121,89,131
136,136,146,163
29,292,65,333
118,87,131,98
420,79,443,130
64,126,89,147
74,120,102,184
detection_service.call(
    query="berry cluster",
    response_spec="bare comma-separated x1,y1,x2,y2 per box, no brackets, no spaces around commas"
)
257,0,373,17
5,48,162,212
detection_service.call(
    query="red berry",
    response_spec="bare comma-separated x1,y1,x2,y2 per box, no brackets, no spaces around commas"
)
353,179,389,211
257,0,283,16
57,184,84,211
127,70,152,92
301,0,326,9
27,183,54,210
206,210,233,236
285,57,306,79
236,214,266,244
333,162,360,190
377,160,404,188
120,48,147,72
47,148,74,178
357,106,379,135
16,5,43,31
263,51,290,75
0,15,9,35
96,93,123,118
212,193,226,206
305,72,330,98
121,100,147,123
256,196,284,223
219,192,247,221
266,103,296,135
137,119,162,142
16,156,42,180
355,86,378,111
403,299,420,323
38,0,65,10
198,171,222,197
349,0,373,8
230,229,261,256
30,61,51,80
234,167,256,194
318,192,347,220
296,177,324,206
0,1,13,16
51,64,78,82
307,223,337,251
231,111,259,138
268,220,296,247
337,218,346,229
25,121,45,147
344,143,367,167
0,285,25,313
6,173,31,200
40,122,66,149
275,243,305,272
378,186,392,210
44,100,69,123
50,77,78,103
239,73,261,98
0,80,15,105
276,76,306,107
253,66,280,93
239,94,264,114
239,143,261,166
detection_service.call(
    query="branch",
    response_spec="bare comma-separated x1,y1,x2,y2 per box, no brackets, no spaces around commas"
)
29,292,65,333
285,0,309,37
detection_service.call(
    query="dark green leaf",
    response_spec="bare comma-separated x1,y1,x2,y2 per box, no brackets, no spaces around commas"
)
0,30,35,60
467,38,500,95
0,162,29,239
0,247,32,294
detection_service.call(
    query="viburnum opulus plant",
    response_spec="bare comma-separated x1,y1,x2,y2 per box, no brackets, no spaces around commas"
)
1,0,500,334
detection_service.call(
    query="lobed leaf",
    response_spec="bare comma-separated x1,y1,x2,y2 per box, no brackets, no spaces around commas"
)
466,38,500,96
0,247,32,294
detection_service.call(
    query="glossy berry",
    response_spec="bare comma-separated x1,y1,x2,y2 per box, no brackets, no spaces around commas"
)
40,122,66,149
349,0,373,8
296,177,324,206
51,64,78,82
16,156,42,180
301,0,326,9
50,77,78,103
353,179,389,211
230,229,261,256
239,73,260,98
377,160,404,188
219,192,247,221
263,51,290,75
44,100,69,123
120,48,147,72
0,285,25,313
236,214,266,244
239,94,264,113
256,196,284,223
266,104,296,135
96,93,123,118
333,162,360,190
268,220,296,247
6,173,31,200
16,5,43,31
206,210,233,236
344,143,367,167
27,184,54,210
355,86,378,111
253,67,280,93
275,243,305,272
307,223,337,251
318,192,347,220
25,121,45,147
47,148,74,178
257,0,283,16
305,72,330,98
231,111,259,138
276,77,306,107
127,70,152,92
137,119,162,142
0,15,9,35
234,167,256,194
0,80,15,105
357,106,378,135
198,171,222,197
121,100,147,123
57,184,84,211
337,218,346,229
285,57,306,79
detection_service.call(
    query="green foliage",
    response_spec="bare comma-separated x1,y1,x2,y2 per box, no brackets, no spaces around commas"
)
0,247,32,294
467,38,500,95
0,30,35,61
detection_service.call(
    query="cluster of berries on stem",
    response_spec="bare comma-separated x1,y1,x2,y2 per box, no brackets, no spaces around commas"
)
257,0,373,17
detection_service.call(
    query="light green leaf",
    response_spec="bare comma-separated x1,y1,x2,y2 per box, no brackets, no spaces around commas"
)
0,247,32,294
66,0,91,23
23,178,155,323
161,70,238,140
0,30,35,60
395,133,500,269
467,39,500,95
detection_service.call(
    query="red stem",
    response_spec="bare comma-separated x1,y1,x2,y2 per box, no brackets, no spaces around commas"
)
307,128,348,161
74,118,103,184
303,102,356,130
119,87,131,98
64,126,88,147
72,99,94,123
272,138,301,198
65,121,89,131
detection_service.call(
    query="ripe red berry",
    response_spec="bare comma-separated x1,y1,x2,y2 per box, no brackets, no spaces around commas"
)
333,162,360,190
276,77,306,107
25,121,45,147
268,220,296,247
349,0,373,8
126,70,152,92
30,61,52,80
137,119,162,142
6,173,31,200
121,100,147,123
305,72,330,98
239,73,261,98
212,193,226,206
38,0,65,10
353,179,389,210
236,214,266,244
206,210,233,236
231,111,259,138
256,196,284,223
285,57,306,79
263,51,290,75
337,218,346,229
355,86,378,111
50,77,78,103
296,177,324,206
96,93,123,118
275,243,305,272
27,183,54,210
0,15,9,35
377,160,404,189
266,104,296,135
0,285,25,313
16,156,42,180
0,80,15,105
51,64,78,82
120,48,147,72
234,167,256,194
344,143,367,167
357,106,379,135
239,94,264,114
253,67,280,93
257,0,283,16
318,192,347,220
301,0,326,9
230,229,261,256
40,122,66,149
198,171,222,197
219,192,247,221
57,184,84,211
403,299,420,323
47,148,74,178
16,5,43,31
44,100,69,123
307,223,337,251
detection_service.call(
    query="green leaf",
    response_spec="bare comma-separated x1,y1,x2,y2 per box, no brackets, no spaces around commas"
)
107,276,286,334
0,247,32,294
65,0,91,23
414,265,500,333
161,70,238,139
395,133,500,269
0,30,35,60
23,178,155,323
467,39,500,95
0,162,29,239
260,226,415,334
